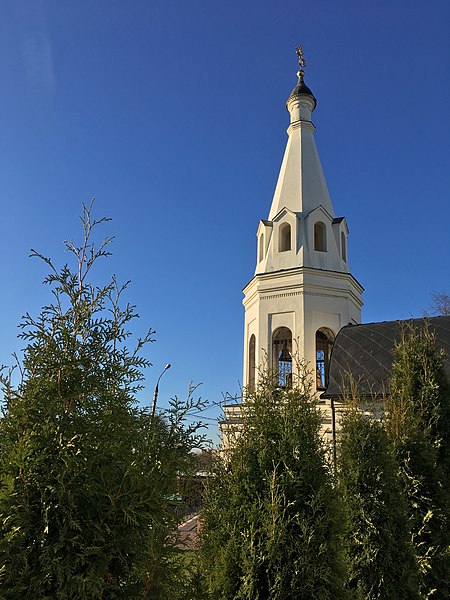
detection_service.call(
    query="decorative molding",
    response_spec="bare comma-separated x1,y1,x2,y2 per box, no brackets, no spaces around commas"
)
261,290,344,301
287,120,315,134
243,266,364,295
261,291,301,300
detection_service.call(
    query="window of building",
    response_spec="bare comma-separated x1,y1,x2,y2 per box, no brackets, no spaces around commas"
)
259,233,264,262
341,231,347,262
279,223,291,252
248,334,256,390
314,222,327,252
316,328,334,390
272,327,293,387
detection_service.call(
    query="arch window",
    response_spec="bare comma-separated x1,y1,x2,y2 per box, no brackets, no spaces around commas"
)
341,231,347,262
259,233,265,262
279,223,291,252
316,328,334,390
248,334,256,390
314,222,327,252
272,327,293,388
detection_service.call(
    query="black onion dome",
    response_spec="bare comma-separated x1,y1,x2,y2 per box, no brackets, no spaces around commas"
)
287,76,317,109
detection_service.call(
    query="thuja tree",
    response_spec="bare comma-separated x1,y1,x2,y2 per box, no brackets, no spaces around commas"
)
0,204,204,599
338,403,419,599
200,368,349,600
387,322,450,599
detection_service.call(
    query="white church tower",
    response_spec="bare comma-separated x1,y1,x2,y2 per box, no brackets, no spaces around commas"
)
243,47,363,392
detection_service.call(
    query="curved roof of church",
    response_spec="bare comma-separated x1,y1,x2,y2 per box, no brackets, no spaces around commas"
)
287,77,317,108
322,315,450,399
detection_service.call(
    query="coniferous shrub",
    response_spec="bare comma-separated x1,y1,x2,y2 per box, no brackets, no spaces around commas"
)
387,322,450,599
200,368,349,600
0,203,204,599
338,403,420,599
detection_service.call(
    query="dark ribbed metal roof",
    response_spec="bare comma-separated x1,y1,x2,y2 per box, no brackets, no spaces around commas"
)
287,77,317,109
322,316,450,399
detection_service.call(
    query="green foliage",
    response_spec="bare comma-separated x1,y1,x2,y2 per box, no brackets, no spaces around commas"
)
387,322,450,599
338,405,419,599
200,369,349,600
0,203,205,599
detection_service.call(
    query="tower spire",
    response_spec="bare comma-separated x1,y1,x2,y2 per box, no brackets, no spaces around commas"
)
267,44,327,222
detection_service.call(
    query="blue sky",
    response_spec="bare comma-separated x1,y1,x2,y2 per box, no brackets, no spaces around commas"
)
1,1,449,443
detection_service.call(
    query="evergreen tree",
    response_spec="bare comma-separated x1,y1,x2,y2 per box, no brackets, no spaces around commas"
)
200,369,349,600
387,322,450,599
0,203,204,599
338,404,419,599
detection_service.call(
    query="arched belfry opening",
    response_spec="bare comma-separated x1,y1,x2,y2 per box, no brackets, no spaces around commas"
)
272,327,293,387
316,328,334,390
314,222,326,252
248,334,256,390
279,223,291,252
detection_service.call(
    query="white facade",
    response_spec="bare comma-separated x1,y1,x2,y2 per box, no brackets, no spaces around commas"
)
242,63,363,391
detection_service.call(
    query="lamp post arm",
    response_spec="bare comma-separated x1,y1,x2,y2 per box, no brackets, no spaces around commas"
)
150,364,171,426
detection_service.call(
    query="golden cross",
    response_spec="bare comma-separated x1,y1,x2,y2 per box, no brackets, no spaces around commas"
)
295,46,306,70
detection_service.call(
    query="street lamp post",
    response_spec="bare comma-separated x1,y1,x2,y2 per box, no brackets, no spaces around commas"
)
150,363,171,425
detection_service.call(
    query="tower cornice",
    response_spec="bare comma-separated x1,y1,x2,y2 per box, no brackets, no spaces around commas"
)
243,266,364,307
287,120,315,134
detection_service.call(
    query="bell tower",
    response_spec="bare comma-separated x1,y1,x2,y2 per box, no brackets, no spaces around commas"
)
243,47,363,391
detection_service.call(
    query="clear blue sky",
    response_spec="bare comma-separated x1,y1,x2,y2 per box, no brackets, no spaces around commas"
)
1,1,449,444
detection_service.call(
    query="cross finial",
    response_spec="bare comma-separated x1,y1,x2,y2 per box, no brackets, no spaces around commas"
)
295,45,306,80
